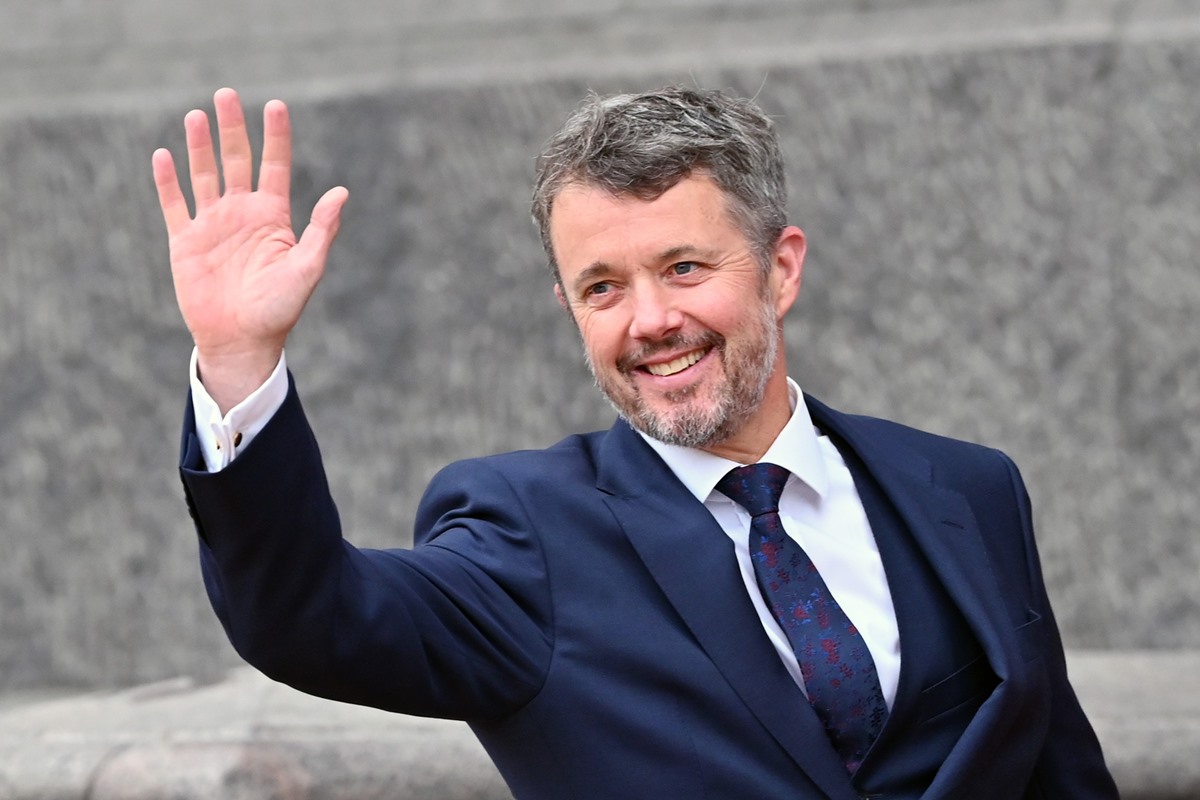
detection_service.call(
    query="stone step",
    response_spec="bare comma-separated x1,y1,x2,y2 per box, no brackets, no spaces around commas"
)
1,651,1196,799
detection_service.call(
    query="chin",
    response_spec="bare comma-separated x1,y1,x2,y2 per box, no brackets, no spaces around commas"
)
630,401,744,450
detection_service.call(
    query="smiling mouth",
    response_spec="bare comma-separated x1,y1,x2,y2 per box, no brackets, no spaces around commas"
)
642,348,710,377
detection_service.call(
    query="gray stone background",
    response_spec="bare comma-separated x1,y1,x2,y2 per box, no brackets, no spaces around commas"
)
1,0,1198,694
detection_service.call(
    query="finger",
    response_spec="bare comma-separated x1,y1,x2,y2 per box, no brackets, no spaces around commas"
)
152,148,192,237
184,109,220,210
258,99,292,199
292,186,349,279
214,88,253,194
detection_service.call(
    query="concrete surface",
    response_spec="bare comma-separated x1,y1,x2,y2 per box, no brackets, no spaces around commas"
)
3,0,1200,110
0,0,1197,694
0,668,509,800
0,651,1196,799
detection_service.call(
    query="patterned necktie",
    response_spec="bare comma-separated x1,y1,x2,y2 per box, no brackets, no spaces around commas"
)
717,463,887,774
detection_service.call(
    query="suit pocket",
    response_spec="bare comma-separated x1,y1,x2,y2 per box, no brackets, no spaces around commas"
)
1015,610,1044,663
917,654,999,724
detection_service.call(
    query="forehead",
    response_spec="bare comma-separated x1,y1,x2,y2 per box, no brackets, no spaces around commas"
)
548,175,745,274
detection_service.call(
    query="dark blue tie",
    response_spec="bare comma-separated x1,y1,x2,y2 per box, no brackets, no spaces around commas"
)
717,463,887,774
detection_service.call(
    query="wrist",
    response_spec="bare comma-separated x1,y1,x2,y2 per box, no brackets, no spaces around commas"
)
195,344,284,416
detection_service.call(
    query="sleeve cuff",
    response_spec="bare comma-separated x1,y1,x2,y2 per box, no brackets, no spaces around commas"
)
189,348,289,471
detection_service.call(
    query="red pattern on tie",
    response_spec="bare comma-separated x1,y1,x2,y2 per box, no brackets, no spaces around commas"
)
718,463,887,774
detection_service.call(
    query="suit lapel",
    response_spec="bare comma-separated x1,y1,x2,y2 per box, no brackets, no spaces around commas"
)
804,397,1022,688
595,419,860,800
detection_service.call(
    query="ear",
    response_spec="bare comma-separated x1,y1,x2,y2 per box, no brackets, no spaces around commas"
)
553,281,579,326
769,226,806,320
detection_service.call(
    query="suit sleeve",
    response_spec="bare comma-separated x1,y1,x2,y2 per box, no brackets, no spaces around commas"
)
996,452,1120,799
180,378,554,721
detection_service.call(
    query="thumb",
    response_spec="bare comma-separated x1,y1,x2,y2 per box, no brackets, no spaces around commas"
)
293,186,349,275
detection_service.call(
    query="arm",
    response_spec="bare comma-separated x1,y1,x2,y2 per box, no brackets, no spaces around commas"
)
182,379,552,720
162,92,551,719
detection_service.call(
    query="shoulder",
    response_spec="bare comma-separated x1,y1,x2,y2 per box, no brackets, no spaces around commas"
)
850,410,1005,462
807,394,1024,494
810,394,999,455
412,428,613,544
429,429,609,492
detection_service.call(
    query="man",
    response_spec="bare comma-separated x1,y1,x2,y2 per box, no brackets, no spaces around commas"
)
153,86,1119,799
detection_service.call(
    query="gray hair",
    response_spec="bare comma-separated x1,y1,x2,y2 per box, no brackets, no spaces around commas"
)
531,86,788,281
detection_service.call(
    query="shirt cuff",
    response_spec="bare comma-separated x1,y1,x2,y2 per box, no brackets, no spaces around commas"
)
189,348,289,472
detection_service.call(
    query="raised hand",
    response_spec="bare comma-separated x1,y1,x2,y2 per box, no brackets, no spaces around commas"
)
152,88,348,413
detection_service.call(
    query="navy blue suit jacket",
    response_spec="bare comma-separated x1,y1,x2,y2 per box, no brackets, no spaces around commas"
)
180,380,1118,799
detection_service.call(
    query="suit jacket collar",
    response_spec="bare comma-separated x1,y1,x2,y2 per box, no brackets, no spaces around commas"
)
595,417,861,800
802,396,1018,684
594,399,1026,797
804,396,1033,796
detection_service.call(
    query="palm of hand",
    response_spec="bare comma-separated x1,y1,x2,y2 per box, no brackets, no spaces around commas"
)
169,191,305,353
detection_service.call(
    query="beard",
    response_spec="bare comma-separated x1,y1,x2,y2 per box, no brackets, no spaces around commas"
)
585,300,779,450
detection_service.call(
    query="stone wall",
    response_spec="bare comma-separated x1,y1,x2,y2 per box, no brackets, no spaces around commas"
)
2,0,1198,690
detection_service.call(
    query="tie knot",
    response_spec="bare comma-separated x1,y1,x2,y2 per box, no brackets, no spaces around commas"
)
716,463,790,518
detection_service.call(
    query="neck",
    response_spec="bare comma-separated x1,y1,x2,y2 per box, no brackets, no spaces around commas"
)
701,366,793,464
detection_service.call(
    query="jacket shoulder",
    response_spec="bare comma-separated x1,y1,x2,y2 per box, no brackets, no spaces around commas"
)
807,395,1021,494
431,428,608,487
846,412,1001,459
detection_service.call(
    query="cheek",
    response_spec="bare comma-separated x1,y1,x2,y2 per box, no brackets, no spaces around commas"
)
687,277,759,325
577,312,623,361
690,302,743,339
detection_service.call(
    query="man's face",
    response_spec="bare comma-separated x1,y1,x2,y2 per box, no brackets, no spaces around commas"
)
550,174,797,452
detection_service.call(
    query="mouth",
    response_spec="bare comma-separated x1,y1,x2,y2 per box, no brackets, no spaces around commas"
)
640,347,711,377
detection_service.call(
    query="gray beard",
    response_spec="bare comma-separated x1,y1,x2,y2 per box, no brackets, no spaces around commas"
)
586,305,779,450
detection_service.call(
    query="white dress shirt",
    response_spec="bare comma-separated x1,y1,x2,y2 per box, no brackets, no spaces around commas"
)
640,380,900,708
189,354,900,706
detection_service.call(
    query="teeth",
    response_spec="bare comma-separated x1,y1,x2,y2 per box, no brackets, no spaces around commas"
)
645,349,706,377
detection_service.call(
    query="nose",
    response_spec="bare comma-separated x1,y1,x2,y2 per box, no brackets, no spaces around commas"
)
628,281,684,341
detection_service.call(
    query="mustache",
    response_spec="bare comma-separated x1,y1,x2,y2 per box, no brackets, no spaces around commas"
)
617,331,724,374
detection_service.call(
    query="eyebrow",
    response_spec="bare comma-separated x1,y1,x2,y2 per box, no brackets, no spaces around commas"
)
570,263,613,295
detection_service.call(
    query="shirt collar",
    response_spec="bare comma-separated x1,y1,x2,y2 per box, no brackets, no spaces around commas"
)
639,378,830,504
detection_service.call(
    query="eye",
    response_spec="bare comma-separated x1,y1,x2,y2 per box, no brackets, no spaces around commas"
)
671,261,700,276
581,280,618,306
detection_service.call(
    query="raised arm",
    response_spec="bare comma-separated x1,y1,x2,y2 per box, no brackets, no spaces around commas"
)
152,88,348,414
